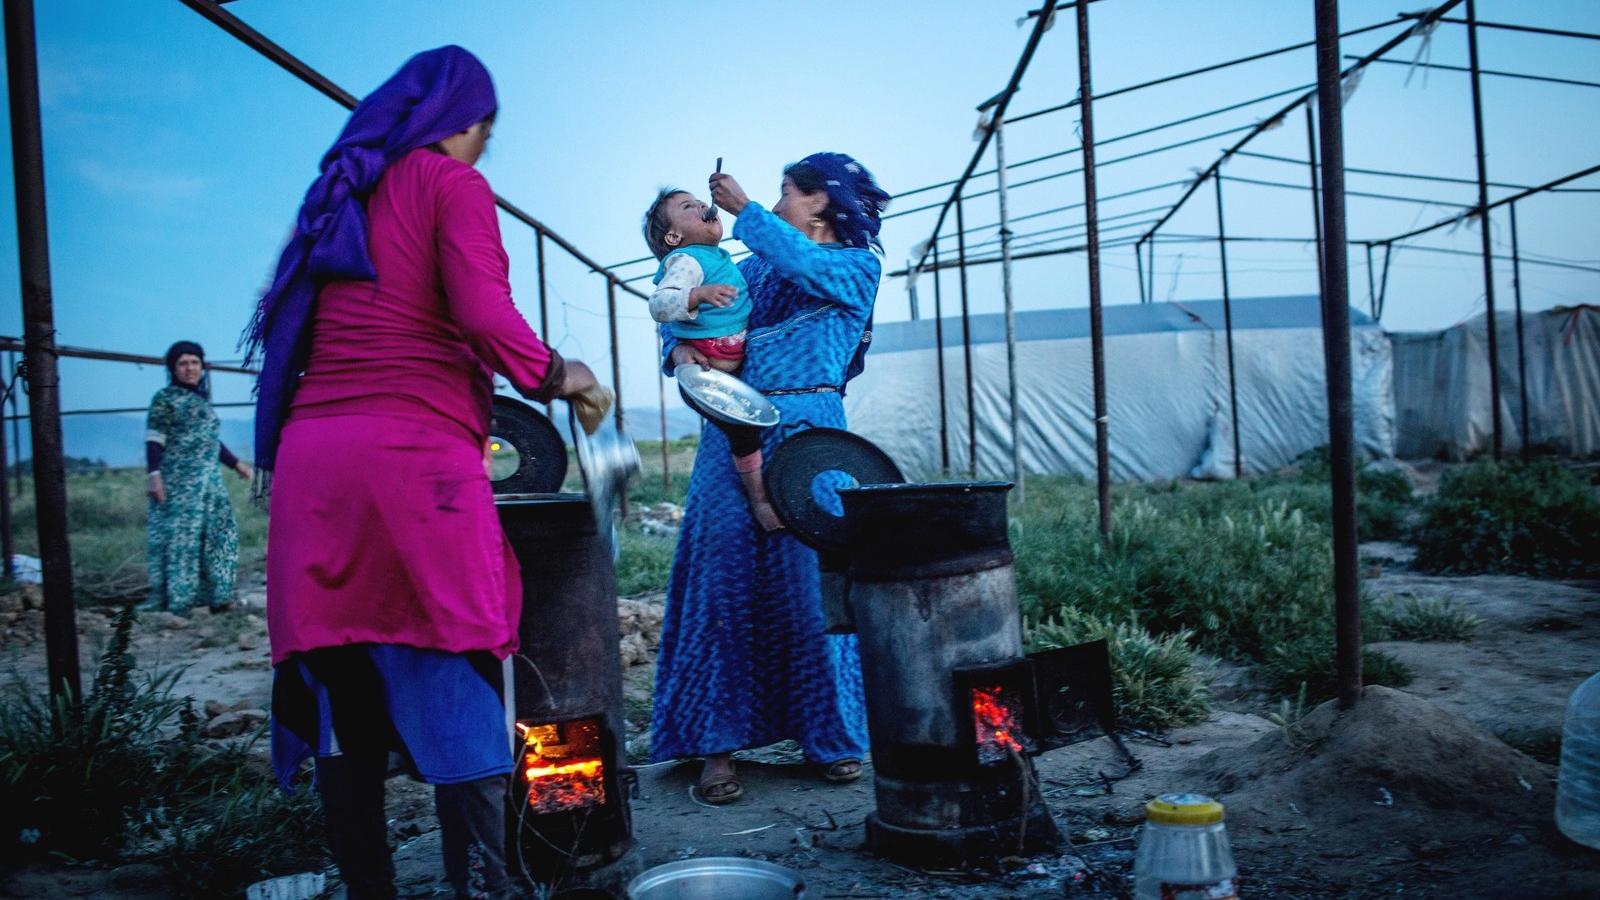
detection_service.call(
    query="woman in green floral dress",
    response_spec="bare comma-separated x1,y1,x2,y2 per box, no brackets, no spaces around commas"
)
145,341,252,613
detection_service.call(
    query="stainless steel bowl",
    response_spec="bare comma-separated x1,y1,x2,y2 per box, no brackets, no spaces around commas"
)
628,858,805,900
675,365,780,428
570,415,641,552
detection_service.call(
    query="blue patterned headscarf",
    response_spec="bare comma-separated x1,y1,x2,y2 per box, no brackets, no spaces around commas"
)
784,152,889,388
785,152,890,252
244,46,497,478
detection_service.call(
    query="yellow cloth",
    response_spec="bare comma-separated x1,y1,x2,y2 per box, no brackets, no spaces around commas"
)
569,385,613,435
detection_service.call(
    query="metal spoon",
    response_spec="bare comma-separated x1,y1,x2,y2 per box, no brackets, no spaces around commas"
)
703,157,722,221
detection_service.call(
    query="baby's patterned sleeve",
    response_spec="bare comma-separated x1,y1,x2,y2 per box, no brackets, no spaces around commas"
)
649,254,705,323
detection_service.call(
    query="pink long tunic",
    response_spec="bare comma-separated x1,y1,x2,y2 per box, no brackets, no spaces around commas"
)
266,148,562,665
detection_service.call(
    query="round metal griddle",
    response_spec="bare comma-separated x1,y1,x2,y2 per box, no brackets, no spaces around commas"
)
675,364,780,428
489,394,568,494
764,428,904,553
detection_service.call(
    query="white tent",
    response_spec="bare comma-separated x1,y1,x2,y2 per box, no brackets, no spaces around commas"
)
1390,305,1600,459
844,295,1395,482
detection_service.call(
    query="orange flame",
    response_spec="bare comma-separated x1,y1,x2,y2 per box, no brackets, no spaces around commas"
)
518,721,607,814
972,685,1028,764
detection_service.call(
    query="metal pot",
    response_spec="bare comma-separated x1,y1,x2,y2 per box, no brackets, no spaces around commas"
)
628,858,804,900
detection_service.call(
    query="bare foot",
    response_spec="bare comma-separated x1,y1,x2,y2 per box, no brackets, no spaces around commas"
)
736,465,786,532
750,501,785,533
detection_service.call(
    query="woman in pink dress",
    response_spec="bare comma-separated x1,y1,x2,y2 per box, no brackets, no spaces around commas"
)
252,47,598,900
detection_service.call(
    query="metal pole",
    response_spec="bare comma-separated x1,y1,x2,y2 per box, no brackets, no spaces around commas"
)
1466,0,1504,460
955,195,977,477
1077,1,1112,541
5,0,80,705
1509,201,1530,455
656,332,670,494
1376,242,1394,320
1146,232,1156,303
1134,239,1146,303
536,230,552,417
1305,104,1326,295
9,351,19,497
606,278,627,519
993,116,1025,503
1214,175,1243,479
1364,242,1377,319
932,243,950,472
0,387,11,583
1313,0,1362,711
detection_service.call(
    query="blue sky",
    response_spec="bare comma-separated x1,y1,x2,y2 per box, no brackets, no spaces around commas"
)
0,1,1596,454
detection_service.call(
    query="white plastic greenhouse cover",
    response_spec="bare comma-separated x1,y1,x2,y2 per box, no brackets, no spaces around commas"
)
844,294,1395,482
1390,305,1600,459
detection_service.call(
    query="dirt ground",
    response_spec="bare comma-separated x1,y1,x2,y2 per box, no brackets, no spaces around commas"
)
3,558,1600,898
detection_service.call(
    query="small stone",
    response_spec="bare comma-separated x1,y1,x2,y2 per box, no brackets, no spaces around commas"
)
203,708,267,738
1080,827,1112,842
0,611,16,626
145,611,188,630
1505,833,1529,847
1414,839,1448,858
109,863,167,891
237,632,261,651
0,592,22,614
1103,806,1144,826
20,583,43,610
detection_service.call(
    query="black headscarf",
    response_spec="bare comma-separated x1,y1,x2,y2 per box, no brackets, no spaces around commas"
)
164,340,209,398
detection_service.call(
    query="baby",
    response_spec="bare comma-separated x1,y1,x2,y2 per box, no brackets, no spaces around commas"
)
642,187,781,530
643,188,749,369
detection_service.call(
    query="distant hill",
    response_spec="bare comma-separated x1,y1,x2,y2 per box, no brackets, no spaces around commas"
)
12,406,700,469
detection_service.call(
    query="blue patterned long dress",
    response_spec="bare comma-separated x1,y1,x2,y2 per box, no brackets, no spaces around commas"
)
650,201,879,765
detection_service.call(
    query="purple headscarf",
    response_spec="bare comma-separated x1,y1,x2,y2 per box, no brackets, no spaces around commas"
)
244,46,497,477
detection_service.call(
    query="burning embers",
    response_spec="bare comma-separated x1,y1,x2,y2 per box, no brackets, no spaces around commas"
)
517,718,606,815
971,684,1036,765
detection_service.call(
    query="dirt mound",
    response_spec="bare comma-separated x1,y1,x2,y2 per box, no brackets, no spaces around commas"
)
1194,685,1551,821
1181,686,1600,896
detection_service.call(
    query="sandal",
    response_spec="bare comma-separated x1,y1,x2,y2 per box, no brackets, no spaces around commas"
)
821,758,863,784
696,762,744,804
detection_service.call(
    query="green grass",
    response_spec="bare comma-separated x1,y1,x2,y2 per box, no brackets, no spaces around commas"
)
1011,475,1412,709
8,468,267,604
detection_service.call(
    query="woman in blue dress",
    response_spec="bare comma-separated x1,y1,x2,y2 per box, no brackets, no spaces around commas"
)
651,152,889,803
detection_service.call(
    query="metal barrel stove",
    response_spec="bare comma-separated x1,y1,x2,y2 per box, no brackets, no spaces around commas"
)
839,482,1060,866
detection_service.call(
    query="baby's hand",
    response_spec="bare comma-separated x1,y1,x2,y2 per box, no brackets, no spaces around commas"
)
689,284,738,311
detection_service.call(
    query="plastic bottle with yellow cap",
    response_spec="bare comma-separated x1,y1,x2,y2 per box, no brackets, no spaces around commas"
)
1134,793,1237,900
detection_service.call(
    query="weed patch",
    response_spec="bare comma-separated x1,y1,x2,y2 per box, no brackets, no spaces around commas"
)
0,607,325,896
1027,609,1211,731
1412,459,1600,577
1368,593,1481,642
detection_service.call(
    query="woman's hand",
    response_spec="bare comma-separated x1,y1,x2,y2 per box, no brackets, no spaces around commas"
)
688,284,738,311
709,173,750,216
670,344,712,370
557,360,599,398
235,461,254,482
148,472,166,504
